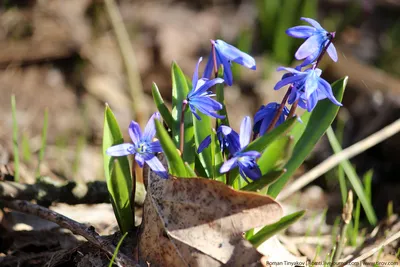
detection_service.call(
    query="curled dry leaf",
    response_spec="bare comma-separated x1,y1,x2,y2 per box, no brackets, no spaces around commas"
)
139,155,283,266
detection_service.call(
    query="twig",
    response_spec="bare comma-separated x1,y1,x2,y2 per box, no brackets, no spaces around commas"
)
1,200,138,267
0,179,145,206
104,0,146,126
278,119,400,200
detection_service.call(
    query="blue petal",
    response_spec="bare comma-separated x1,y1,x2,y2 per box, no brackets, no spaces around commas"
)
301,49,320,67
220,157,238,173
307,91,319,112
219,52,233,86
238,161,262,181
218,125,240,154
128,121,142,144
192,57,202,90
239,116,252,149
145,156,168,179
286,26,316,38
304,72,319,99
149,140,163,153
276,66,303,74
240,151,261,158
189,103,202,120
197,135,211,153
295,34,323,60
202,50,214,79
192,78,224,97
274,74,306,90
259,112,275,135
327,42,338,62
135,153,145,167
214,39,256,70
318,78,342,106
301,17,323,30
106,143,134,157
190,97,225,119
143,112,160,141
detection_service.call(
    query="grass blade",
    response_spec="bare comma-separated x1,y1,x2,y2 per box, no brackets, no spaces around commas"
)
11,95,20,182
36,108,49,178
326,126,377,225
108,232,128,267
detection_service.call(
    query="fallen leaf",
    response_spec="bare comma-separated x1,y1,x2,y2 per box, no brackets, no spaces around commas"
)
139,155,283,266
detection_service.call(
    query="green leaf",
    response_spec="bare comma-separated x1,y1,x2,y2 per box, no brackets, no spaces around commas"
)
289,112,311,145
171,62,195,168
245,116,297,152
184,162,197,177
102,105,134,233
151,82,173,129
326,126,377,225
154,119,187,177
258,135,294,175
241,170,286,192
193,112,213,178
268,77,348,198
248,210,306,247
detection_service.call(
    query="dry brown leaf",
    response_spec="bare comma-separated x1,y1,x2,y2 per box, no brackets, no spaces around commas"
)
139,157,283,266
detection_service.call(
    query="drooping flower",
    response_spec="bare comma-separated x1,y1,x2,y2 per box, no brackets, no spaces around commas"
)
253,102,289,136
106,113,168,179
275,67,342,112
286,17,337,66
186,57,225,120
197,125,240,155
203,39,256,86
219,116,262,182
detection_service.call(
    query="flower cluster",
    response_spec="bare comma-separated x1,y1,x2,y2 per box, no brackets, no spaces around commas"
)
107,17,342,183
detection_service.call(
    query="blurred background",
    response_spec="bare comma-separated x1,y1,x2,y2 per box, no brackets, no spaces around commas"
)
0,0,399,223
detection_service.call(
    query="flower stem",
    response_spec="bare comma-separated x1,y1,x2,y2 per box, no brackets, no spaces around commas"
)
179,100,188,155
266,86,292,133
288,99,299,119
212,43,218,78
314,33,334,70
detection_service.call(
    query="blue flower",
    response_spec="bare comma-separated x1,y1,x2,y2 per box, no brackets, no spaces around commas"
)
219,116,262,182
197,125,240,155
286,17,337,66
203,39,256,86
253,102,289,136
106,112,168,179
275,67,342,112
187,57,225,120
